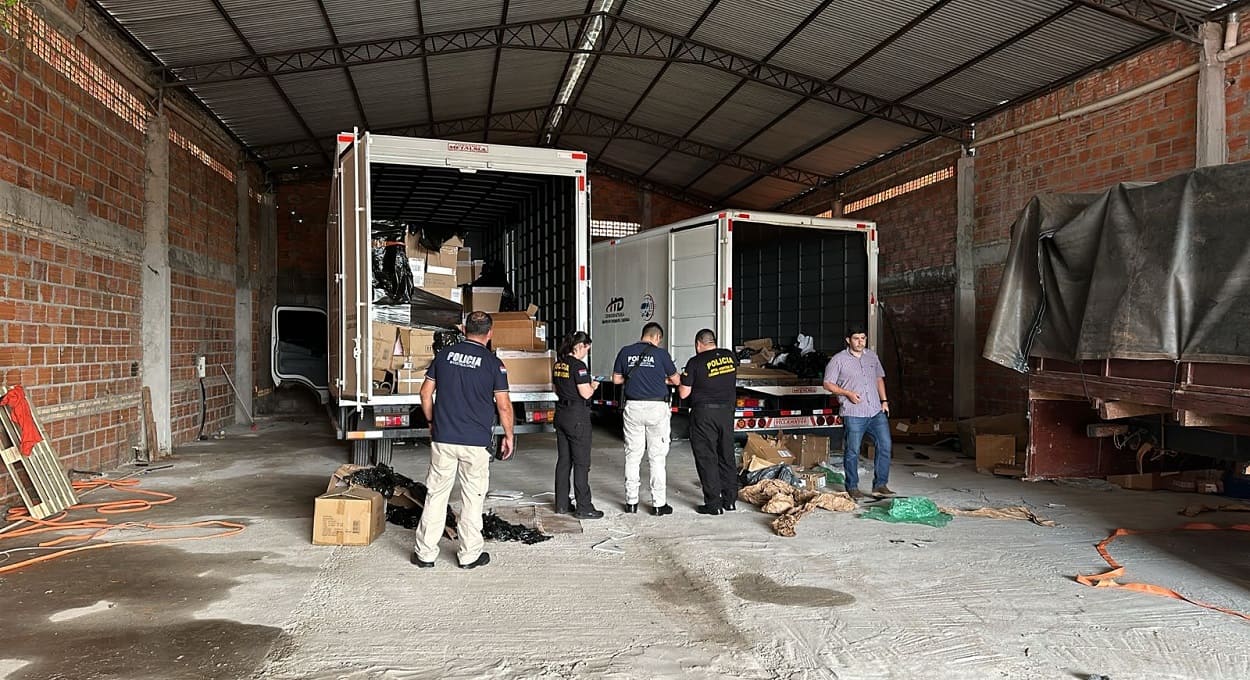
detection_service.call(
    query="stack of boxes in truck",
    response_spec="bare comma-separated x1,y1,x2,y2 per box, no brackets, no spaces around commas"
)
371,229,554,396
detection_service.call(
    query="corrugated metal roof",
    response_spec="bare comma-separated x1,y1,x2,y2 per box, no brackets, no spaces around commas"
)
739,101,864,161
791,119,920,175
491,51,569,113
573,57,666,114
629,64,741,133
686,81,803,152
426,51,497,120
349,62,430,129
690,0,832,62
727,175,807,209
93,0,1233,206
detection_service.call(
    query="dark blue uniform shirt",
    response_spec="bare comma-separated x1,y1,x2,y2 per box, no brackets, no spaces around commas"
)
427,339,509,446
613,341,677,400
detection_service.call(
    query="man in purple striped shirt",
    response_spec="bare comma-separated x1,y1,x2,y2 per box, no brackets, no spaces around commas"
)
822,326,893,499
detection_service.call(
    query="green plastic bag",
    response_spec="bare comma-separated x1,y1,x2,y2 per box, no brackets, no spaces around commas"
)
824,470,844,486
861,496,952,527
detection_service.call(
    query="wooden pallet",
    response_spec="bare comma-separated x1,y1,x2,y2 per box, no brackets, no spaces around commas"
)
0,388,78,519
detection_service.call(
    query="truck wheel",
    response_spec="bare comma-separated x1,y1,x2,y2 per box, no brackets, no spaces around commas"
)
374,438,393,466
351,439,370,466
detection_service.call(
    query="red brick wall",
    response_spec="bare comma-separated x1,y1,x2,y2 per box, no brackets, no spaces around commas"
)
0,3,245,501
590,174,705,228
168,120,238,443
275,180,330,305
840,142,961,419
0,7,147,499
973,39,1200,414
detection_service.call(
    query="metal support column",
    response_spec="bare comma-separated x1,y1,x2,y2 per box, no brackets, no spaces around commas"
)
141,113,172,453
1197,21,1228,167
234,164,254,424
954,152,977,418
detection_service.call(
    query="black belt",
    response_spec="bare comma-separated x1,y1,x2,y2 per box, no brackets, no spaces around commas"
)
627,397,668,402
557,400,589,407
693,402,733,409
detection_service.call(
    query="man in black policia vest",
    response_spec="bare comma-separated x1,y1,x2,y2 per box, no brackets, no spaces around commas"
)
413,311,514,570
612,322,680,515
678,328,739,515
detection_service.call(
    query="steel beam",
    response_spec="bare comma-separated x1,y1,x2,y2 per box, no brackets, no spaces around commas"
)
589,161,715,209
1071,0,1204,42
159,13,967,140
253,106,833,186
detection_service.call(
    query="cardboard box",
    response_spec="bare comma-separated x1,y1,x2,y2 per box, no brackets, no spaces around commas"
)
397,328,436,357
371,322,402,371
457,261,476,285
796,470,826,490
741,433,796,470
312,485,386,546
958,413,1029,458
1107,472,1166,491
422,271,457,290
497,349,555,392
975,434,1017,473
1167,469,1225,494
395,368,428,395
780,433,829,469
458,246,472,262
464,286,504,313
491,311,548,350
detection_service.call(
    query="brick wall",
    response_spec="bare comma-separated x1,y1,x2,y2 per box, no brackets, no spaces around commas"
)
168,120,238,443
0,2,246,502
0,6,148,499
973,38,1201,414
590,173,705,228
839,141,961,419
275,180,330,307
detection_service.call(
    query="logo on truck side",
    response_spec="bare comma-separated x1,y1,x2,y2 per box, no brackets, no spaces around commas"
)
603,296,631,324
640,293,655,321
448,142,489,153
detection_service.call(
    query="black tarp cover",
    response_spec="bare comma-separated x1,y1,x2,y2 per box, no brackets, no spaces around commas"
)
984,161,1250,373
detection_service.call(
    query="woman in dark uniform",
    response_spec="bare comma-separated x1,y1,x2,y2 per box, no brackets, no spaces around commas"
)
552,331,603,519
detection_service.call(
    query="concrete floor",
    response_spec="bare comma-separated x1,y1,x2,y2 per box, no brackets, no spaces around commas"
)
2,417,1250,679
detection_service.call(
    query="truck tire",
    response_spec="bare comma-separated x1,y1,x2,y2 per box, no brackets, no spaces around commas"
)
351,439,370,466
373,438,393,466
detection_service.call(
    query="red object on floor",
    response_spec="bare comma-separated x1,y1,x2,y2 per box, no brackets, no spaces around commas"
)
0,385,43,456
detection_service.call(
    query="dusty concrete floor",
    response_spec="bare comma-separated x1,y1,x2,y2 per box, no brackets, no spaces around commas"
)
2,417,1250,679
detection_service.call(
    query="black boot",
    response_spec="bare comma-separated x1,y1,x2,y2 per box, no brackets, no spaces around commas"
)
696,504,724,515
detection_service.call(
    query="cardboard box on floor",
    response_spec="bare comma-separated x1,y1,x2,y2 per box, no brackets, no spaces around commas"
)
741,433,796,470
1108,469,1225,493
314,465,386,546
975,434,1017,473
498,349,555,392
958,413,1028,457
780,432,829,469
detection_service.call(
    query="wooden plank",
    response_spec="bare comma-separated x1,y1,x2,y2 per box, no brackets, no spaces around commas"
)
1097,400,1170,420
0,386,78,518
1176,411,1250,428
142,386,159,461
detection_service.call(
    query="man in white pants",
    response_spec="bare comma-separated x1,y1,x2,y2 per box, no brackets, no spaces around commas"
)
414,311,514,569
612,322,681,515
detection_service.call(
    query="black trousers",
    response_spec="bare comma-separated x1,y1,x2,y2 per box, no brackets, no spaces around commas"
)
555,407,593,510
689,405,737,506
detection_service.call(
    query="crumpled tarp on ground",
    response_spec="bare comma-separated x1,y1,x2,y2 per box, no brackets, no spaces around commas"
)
984,160,1250,373
1180,502,1250,517
942,506,1056,527
347,463,550,544
738,479,857,537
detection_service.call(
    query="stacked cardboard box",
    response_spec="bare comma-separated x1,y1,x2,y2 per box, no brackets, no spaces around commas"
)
405,232,465,304
490,306,548,351
497,349,555,392
371,322,441,394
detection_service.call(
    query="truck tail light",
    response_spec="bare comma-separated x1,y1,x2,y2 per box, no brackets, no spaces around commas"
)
375,414,409,428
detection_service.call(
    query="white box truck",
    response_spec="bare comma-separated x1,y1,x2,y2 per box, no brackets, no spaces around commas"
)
273,131,591,465
590,210,879,435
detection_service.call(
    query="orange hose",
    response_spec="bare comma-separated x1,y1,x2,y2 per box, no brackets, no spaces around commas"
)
0,476,245,574
1076,523,1250,622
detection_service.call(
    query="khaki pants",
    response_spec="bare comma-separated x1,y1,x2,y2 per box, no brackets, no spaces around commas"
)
622,400,671,505
415,442,490,565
